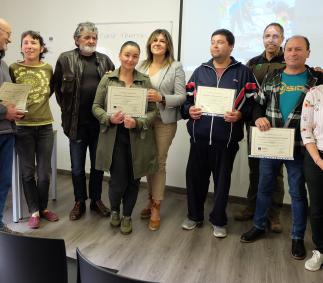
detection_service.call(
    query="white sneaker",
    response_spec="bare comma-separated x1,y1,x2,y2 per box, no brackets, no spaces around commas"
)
181,218,203,230
305,250,323,271
213,225,227,238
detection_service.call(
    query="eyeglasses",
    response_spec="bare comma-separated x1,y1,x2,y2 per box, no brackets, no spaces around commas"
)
0,27,12,39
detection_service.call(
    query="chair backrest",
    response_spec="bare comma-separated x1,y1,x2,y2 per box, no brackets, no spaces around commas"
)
0,232,68,283
77,248,157,283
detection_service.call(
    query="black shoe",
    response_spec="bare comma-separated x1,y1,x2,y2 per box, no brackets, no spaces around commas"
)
291,239,306,260
240,226,265,243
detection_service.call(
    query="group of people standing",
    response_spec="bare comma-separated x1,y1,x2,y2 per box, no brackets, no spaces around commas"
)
0,17,323,272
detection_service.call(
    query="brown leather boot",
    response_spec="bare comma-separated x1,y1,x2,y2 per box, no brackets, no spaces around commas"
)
140,194,152,219
90,200,111,217
268,215,283,233
148,200,160,231
69,201,86,221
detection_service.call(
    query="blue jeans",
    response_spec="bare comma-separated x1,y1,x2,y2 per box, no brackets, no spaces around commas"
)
69,131,103,202
254,156,308,239
0,134,14,228
15,125,54,213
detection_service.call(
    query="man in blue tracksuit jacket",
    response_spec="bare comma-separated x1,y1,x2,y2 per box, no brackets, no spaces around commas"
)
180,29,258,238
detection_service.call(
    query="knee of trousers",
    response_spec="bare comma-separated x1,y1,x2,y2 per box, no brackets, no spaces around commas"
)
310,208,323,219
289,188,307,200
257,185,275,196
21,173,36,183
36,174,51,183
71,168,86,177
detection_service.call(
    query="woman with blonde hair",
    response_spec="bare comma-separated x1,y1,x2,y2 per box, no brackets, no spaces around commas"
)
138,29,186,230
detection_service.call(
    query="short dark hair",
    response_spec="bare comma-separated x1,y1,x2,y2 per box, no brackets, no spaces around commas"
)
211,29,235,46
263,22,284,35
119,41,140,53
20,30,48,60
284,35,310,50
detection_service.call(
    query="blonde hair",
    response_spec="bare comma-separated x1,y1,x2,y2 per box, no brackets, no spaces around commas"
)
142,29,174,69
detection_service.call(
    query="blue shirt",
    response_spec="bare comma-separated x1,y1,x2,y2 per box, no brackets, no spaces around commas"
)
280,70,308,123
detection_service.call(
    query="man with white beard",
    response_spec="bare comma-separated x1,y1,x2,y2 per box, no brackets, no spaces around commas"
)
54,22,114,221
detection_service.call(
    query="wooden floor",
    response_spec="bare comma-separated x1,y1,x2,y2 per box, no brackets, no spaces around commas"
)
3,174,322,283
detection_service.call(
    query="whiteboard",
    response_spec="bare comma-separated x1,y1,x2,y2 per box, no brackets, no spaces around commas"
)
96,21,173,67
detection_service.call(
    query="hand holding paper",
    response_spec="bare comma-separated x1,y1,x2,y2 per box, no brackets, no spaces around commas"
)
255,117,271,131
4,104,25,121
124,115,136,129
224,110,242,123
110,111,124,124
189,105,202,120
147,89,162,103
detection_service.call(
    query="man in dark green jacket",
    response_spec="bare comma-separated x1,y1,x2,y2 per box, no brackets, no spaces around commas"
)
234,23,286,233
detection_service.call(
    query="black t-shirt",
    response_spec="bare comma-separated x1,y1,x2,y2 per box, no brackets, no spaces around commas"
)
77,54,100,140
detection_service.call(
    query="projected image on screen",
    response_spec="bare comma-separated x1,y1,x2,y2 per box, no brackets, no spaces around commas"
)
221,0,294,62
181,0,321,74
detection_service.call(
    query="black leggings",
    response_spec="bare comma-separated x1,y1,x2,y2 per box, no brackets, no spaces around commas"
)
304,150,323,253
109,127,140,217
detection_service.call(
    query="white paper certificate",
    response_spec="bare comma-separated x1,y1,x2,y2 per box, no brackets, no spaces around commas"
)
106,86,147,117
250,127,295,160
0,82,31,112
195,86,235,116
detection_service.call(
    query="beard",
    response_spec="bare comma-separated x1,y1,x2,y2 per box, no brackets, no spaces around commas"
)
0,42,8,52
79,44,96,54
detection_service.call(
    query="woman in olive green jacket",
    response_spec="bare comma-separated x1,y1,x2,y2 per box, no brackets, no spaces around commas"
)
92,41,157,234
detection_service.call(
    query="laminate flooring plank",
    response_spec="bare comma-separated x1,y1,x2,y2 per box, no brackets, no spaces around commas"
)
3,174,323,283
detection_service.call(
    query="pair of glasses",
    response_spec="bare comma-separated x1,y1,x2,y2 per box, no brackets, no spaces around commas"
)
0,27,11,39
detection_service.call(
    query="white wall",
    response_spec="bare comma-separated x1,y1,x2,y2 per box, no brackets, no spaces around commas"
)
3,0,311,204
2,0,182,180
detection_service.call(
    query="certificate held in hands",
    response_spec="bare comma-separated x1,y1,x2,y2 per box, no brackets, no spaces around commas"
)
195,86,235,116
106,86,147,118
250,126,295,160
0,82,31,112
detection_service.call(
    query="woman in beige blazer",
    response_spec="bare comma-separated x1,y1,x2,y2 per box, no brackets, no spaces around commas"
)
138,29,186,231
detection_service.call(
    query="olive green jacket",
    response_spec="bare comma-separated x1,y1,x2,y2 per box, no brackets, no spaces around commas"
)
92,68,158,178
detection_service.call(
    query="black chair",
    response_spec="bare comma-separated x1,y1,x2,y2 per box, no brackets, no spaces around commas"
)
0,231,68,283
77,248,157,283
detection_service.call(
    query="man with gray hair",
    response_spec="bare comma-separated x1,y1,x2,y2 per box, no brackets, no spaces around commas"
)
0,18,25,232
54,22,114,221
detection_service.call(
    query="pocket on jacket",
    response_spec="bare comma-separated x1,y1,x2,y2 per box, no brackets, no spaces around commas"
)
61,74,75,94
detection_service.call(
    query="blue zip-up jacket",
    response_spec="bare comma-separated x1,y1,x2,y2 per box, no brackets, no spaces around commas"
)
181,57,257,145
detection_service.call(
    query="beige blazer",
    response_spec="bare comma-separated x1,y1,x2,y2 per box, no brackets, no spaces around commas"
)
138,61,186,123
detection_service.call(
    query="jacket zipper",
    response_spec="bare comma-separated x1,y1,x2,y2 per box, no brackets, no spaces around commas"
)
204,62,239,146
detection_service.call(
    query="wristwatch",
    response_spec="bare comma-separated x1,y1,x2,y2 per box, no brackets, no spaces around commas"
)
161,95,166,104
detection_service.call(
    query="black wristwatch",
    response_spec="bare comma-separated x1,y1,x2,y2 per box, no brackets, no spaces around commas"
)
161,95,166,104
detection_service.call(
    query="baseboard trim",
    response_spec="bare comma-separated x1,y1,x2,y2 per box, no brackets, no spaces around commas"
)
56,170,290,208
